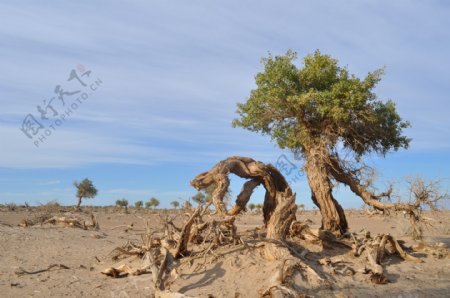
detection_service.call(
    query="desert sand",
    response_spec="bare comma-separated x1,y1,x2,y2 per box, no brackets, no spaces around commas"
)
0,206,449,298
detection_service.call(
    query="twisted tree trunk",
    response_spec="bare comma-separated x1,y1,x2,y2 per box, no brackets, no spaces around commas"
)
190,156,297,260
305,148,348,236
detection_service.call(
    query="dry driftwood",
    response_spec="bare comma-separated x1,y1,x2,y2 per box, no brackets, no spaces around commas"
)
349,232,422,284
19,213,99,230
174,206,202,258
411,242,449,259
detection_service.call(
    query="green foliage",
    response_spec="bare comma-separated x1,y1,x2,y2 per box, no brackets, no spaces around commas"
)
74,178,98,207
170,201,180,209
255,203,262,211
192,183,232,206
146,197,160,209
134,200,143,209
233,50,410,158
192,192,207,205
116,198,128,207
248,203,256,211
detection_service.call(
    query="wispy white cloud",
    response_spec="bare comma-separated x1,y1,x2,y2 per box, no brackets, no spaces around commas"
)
1,0,449,171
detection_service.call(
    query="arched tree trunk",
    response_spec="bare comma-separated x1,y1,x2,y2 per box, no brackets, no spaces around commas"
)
190,156,298,260
305,149,348,236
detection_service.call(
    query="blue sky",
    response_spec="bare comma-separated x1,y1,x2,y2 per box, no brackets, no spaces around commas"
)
0,1,449,209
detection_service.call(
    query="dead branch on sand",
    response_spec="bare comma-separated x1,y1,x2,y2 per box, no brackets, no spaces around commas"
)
15,264,70,276
348,232,422,284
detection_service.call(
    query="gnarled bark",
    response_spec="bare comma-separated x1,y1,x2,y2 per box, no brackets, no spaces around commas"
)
191,156,298,260
305,148,348,236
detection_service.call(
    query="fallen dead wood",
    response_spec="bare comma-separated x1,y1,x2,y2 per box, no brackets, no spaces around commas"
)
101,264,135,278
15,264,70,276
174,206,202,258
110,224,134,230
411,242,449,259
349,233,423,284
19,213,99,230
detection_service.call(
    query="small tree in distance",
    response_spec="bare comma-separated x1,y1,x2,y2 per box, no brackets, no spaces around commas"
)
147,197,160,209
135,200,143,209
116,198,129,212
74,178,98,210
248,203,256,212
170,201,180,209
192,192,207,205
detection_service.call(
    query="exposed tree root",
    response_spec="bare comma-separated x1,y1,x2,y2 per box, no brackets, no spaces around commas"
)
260,258,326,298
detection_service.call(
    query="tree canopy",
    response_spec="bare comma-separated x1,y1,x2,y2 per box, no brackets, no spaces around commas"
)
146,197,160,209
233,50,410,158
74,178,98,208
233,50,411,236
192,192,207,205
116,198,129,207
170,200,180,209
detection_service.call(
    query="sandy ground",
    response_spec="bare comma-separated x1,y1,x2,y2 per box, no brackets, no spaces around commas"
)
0,206,449,298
